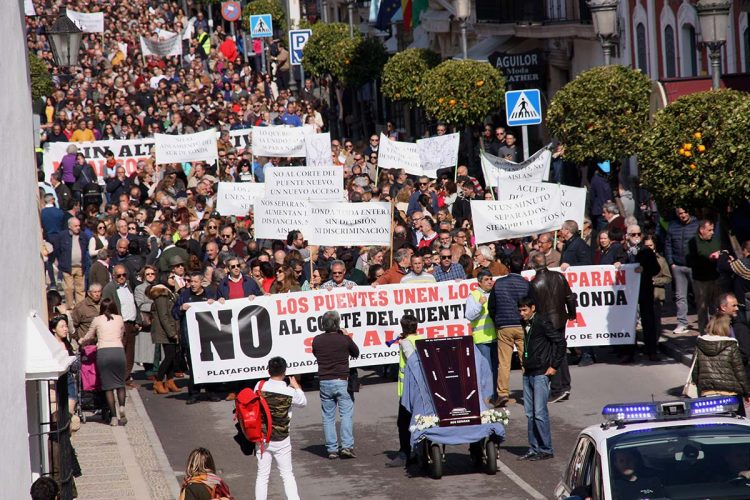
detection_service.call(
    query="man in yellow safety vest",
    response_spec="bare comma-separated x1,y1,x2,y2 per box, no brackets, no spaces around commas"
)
386,313,423,468
465,269,498,405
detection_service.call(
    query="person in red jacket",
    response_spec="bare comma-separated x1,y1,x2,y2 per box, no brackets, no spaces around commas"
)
219,34,238,63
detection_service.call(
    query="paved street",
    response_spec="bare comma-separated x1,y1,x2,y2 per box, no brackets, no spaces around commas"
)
139,347,689,499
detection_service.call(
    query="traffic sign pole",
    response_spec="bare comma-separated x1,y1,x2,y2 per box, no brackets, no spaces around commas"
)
522,126,529,160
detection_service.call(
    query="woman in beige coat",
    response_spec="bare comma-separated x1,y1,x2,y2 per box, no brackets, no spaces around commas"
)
80,298,127,426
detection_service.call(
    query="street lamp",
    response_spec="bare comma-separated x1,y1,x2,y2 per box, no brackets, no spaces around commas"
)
586,0,619,66
696,0,731,90
346,0,355,38
47,13,83,67
455,0,470,60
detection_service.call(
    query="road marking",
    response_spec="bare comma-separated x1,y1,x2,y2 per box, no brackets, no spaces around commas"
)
496,457,547,500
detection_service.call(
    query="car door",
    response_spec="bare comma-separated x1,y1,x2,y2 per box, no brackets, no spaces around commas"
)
567,435,596,496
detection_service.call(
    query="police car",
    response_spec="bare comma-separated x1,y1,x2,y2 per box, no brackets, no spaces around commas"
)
554,396,750,500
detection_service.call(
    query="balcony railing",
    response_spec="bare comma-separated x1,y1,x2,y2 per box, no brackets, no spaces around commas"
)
476,0,592,25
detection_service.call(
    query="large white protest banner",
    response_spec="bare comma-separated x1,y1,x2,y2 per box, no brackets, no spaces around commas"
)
140,34,183,57
155,129,218,165
215,182,265,216
376,133,421,176
307,202,391,246
66,9,105,33
471,190,564,244
185,266,639,382
417,133,460,177
253,199,310,240
263,165,344,201
304,132,331,167
481,146,551,187
496,181,588,229
251,126,307,157
43,138,155,182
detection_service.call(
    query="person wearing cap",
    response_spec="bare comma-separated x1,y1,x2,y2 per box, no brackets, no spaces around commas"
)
589,161,613,232
167,254,189,293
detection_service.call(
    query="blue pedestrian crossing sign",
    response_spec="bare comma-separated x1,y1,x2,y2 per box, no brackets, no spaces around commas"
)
289,29,312,66
250,14,273,38
505,89,542,126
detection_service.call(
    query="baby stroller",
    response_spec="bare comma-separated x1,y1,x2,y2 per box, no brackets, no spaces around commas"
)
78,345,110,423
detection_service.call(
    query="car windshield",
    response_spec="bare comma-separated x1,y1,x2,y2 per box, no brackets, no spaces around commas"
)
607,423,750,500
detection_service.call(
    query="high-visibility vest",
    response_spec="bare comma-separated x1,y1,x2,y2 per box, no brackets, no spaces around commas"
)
469,289,496,344
397,334,424,397
198,32,211,55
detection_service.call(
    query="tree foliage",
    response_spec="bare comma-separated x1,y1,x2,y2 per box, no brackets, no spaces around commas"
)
302,23,386,88
546,66,651,164
28,52,52,102
381,48,441,104
243,0,287,41
302,23,350,79
639,89,750,209
416,59,505,127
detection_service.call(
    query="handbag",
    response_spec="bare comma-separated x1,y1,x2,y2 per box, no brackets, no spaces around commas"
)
682,354,699,398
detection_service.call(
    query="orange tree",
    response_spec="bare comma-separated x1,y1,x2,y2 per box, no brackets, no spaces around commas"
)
381,48,441,104
416,59,505,127
639,89,750,209
546,65,651,164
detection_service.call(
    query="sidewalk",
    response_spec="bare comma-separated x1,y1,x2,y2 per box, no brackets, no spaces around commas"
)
72,385,180,499
657,314,699,367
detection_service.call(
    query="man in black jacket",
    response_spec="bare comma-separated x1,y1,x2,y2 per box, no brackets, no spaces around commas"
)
559,220,593,269
718,293,750,379
516,296,566,462
623,224,661,362
529,253,576,402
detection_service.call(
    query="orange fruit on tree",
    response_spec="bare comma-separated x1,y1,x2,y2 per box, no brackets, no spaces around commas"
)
690,163,697,169
678,148,685,155
684,143,692,151
694,132,702,139
697,145,706,152
449,99,457,106
684,151,692,157
476,80,484,87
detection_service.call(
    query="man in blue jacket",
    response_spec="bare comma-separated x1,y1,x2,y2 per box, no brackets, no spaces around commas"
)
488,255,531,407
54,217,90,306
665,208,700,334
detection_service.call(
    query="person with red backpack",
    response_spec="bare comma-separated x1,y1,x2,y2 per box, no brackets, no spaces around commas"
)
247,357,306,500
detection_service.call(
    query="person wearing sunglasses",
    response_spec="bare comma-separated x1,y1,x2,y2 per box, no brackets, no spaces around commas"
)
621,224,661,363
322,260,357,290
406,176,438,217
432,248,466,282
101,264,139,388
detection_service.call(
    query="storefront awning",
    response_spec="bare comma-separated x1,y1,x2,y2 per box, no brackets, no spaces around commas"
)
26,311,74,381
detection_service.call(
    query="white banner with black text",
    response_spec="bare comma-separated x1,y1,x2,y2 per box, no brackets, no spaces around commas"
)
185,266,640,383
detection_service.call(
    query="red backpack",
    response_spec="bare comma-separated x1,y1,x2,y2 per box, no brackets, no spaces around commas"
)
234,381,272,453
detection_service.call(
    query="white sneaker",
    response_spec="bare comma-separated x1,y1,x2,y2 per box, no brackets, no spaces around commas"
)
673,325,690,334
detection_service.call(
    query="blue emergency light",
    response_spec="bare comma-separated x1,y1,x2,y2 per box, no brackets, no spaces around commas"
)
602,396,739,424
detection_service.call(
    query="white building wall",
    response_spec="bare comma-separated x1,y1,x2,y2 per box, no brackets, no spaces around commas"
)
0,0,47,495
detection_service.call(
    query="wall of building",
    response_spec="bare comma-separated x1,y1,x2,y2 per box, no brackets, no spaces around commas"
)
0,0,47,495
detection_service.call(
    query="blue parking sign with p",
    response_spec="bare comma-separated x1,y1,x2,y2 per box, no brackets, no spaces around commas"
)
289,29,312,66
250,14,273,38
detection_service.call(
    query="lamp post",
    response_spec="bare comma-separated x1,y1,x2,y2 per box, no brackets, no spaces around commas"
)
586,0,619,66
455,0,470,59
47,14,83,67
696,0,731,90
347,0,355,38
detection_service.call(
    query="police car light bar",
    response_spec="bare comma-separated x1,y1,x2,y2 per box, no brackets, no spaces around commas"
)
602,396,739,424
688,396,739,416
602,404,658,422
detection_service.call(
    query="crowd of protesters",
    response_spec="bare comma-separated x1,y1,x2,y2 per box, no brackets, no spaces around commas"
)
28,0,750,487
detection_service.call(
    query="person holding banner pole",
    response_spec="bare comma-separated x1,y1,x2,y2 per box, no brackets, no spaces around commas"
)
465,269,498,405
